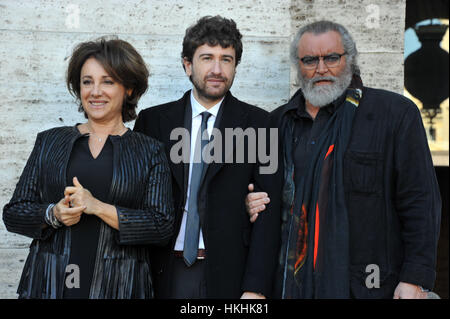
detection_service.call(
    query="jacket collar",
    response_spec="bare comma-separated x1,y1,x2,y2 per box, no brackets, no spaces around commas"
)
283,87,347,121
202,90,248,185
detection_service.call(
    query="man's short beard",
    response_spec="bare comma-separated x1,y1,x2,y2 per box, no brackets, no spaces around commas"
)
189,64,235,102
190,75,232,101
298,63,353,107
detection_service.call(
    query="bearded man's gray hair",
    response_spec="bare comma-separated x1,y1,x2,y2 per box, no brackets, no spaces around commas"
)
291,21,361,107
290,20,361,77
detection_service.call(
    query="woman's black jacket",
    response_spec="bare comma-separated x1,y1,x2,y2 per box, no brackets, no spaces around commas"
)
3,126,174,298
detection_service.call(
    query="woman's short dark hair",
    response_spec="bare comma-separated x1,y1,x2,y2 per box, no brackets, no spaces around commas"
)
66,37,149,122
182,15,243,68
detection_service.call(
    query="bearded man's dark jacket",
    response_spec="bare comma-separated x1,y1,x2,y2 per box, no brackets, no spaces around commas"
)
272,85,441,298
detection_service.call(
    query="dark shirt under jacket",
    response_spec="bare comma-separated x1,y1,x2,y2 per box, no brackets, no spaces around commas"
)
63,136,113,298
292,94,344,187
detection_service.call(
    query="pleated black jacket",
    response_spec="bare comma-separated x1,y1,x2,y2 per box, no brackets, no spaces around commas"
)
3,126,174,298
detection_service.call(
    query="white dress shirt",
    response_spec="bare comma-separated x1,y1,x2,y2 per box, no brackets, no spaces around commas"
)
174,91,223,251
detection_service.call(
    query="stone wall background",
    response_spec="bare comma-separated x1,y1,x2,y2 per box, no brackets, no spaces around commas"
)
0,0,405,298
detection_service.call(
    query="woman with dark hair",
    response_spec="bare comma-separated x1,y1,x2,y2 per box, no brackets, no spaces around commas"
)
3,38,174,299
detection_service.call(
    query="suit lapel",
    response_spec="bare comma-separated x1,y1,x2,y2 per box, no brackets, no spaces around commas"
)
201,92,248,186
160,91,191,192
182,100,192,196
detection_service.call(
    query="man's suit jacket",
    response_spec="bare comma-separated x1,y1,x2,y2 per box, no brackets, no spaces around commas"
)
134,90,281,298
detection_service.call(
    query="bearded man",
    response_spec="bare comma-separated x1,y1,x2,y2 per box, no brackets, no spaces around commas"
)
245,20,441,299
134,15,281,299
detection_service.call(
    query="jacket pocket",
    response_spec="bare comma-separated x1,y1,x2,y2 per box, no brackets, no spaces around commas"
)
344,151,383,196
345,151,387,266
350,264,398,299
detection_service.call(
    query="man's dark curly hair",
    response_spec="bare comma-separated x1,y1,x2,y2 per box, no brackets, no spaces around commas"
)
181,15,243,68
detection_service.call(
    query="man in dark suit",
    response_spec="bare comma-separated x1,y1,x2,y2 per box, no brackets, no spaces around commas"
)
134,15,281,299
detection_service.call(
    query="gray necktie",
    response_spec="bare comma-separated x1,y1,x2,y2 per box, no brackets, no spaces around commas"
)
183,111,211,266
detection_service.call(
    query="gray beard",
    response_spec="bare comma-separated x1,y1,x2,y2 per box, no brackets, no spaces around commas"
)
298,66,353,107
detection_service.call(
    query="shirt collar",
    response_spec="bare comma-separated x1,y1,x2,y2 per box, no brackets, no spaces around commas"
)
190,91,222,119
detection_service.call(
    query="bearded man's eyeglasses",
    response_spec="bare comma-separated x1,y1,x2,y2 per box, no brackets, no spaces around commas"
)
299,52,347,70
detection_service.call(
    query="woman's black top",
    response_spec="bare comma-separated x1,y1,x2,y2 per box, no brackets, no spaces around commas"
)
63,136,113,298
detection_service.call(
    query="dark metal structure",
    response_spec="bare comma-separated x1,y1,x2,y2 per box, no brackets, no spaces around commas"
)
404,0,449,300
